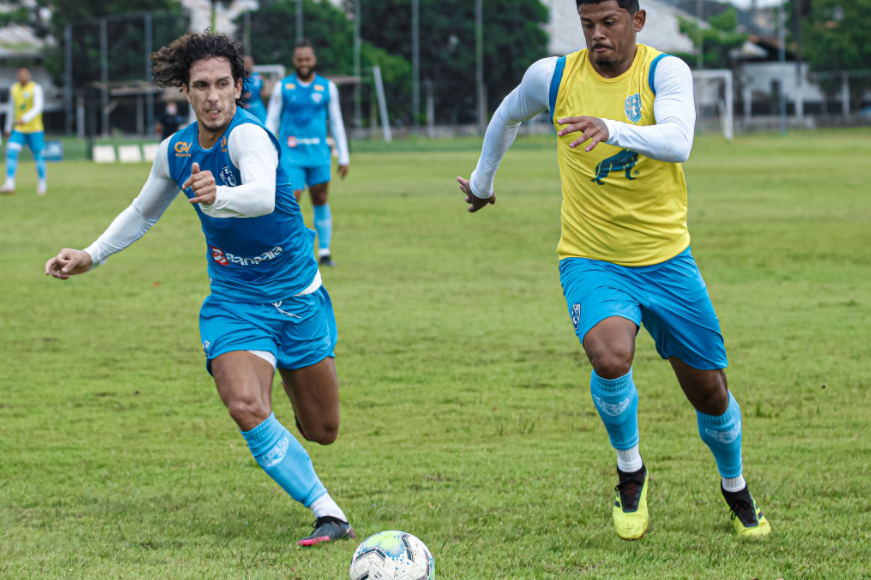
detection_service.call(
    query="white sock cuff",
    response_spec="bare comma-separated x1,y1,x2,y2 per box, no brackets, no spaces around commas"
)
722,474,747,492
616,445,643,472
309,493,347,522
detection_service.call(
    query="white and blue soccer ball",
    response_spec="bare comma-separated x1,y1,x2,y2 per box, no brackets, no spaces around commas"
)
349,531,435,580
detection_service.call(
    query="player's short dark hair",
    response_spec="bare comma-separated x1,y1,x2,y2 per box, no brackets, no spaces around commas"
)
295,39,314,51
151,31,248,106
576,0,640,15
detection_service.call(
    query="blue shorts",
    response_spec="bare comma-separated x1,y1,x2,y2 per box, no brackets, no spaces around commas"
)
199,285,337,374
287,164,331,191
559,247,728,370
8,130,45,154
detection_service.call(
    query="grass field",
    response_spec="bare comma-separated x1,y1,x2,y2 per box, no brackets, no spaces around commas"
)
1,130,870,579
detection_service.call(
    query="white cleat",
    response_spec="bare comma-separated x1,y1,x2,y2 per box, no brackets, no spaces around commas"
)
37,181,47,196
0,179,15,195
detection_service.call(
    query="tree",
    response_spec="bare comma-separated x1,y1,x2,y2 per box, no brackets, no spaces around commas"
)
347,0,549,124
795,0,871,107
675,7,748,70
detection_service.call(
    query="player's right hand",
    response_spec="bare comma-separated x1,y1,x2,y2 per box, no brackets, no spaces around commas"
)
457,176,496,213
45,248,93,280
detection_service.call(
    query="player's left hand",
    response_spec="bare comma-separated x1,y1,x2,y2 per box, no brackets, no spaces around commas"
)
338,164,349,179
183,162,217,206
457,176,496,213
557,116,609,152
15,120,24,127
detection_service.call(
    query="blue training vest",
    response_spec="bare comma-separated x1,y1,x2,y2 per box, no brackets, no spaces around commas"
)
245,72,267,121
167,108,318,303
278,73,332,167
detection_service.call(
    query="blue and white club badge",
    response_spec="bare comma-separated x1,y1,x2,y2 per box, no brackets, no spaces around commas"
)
219,166,237,187
624,93,642,123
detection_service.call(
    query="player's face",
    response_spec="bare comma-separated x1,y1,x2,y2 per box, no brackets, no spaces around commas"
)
184,57,243,134
17,68,30,85
293,47,317,80
578,2,646,71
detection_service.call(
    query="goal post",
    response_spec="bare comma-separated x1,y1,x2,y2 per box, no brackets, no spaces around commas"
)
692,69,734,141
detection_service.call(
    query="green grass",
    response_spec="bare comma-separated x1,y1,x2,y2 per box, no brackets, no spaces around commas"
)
1,129,870,579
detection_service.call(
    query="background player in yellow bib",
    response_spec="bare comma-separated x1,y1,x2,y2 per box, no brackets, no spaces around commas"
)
2,67,47,195
457,0,770,540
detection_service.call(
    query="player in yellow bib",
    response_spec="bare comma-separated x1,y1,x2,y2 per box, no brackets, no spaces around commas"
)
458,0,770,540
2,67,47,195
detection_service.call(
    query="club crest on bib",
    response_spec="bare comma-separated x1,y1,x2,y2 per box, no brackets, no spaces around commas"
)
624,93,642,123
219,166,236,187
311,92,323,104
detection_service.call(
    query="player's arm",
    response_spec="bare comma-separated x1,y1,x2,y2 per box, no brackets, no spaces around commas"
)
457,57,555,212
265,82,283,135
191,123,277,219
4,96,13,135
19,84,43,125
327,81,350,178
45,140,179,279
557,57,695,162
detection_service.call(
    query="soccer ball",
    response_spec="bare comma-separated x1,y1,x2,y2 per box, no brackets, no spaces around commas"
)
349,531,435,580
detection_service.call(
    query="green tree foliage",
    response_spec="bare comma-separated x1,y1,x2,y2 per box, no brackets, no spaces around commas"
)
350,0,549,124
676,7,747,70
797,0,871,71
2,0,189,87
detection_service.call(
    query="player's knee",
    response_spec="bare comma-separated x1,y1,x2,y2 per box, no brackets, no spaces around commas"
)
226,398,271,431
307,421,339,446
695,372,729,415
589,347,633,379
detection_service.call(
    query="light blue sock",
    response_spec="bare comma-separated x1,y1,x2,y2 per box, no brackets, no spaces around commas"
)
697,392,743,478
590,368,640,451
241,413,327,507
313,203,332,253
34,151,46,180
6,145,21,179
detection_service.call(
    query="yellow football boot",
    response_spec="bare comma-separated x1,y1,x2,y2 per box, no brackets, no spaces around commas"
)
722,485,771,538
613,466,649,541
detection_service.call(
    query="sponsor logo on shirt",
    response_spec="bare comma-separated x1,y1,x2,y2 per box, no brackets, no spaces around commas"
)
209,244,285,267
219,166,236,187
221,135,228,152
285,83,296,90
174,141,192,157
287,136,297,148
314,84,325,92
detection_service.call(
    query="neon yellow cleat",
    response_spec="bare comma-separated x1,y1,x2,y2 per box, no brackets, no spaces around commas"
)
613,466,649,541
722,486,771,538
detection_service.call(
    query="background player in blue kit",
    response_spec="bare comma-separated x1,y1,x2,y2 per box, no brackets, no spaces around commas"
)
44,32,355,547
243,55,268,122
267,40,349,267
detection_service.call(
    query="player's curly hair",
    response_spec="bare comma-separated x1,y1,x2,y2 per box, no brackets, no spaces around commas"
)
151,31,249,105
576,0,639,14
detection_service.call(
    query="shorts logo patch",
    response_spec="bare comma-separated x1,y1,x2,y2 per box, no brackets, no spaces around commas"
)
593,395,630,417
219,166,236,187
571,303,582,332
262,436,290,468
705,422,741,444
624,93,642,123
202,340,211,355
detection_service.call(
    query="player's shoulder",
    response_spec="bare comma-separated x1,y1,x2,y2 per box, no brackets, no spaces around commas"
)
649,53,692,93
521,57,560,87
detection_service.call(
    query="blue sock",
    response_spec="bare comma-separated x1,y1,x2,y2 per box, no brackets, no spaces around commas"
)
34,151,46,180
241,413,327,507
697,392,743,478
313,204,332,253
590,368,640,452
6,145,21,179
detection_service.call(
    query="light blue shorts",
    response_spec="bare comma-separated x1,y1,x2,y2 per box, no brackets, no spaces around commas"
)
199,286,337,374
8,130,45,154
559,247,728,370
287,164,331,191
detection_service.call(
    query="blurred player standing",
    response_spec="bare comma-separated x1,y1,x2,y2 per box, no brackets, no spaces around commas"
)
243,55,268,122
44,32,355,547
2,67,47,195
267,40,349,267
458,0,770,540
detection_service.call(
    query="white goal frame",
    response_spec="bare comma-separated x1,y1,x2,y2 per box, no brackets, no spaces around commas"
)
692,69,734,141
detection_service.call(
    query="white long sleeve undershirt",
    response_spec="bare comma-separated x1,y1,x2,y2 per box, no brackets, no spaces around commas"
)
5,83,44,134
265,78,350,165
83,122,279,268
469,55,695,199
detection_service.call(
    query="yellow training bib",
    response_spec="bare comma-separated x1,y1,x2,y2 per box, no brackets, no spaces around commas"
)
11,81,44,134
551,44,689,266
